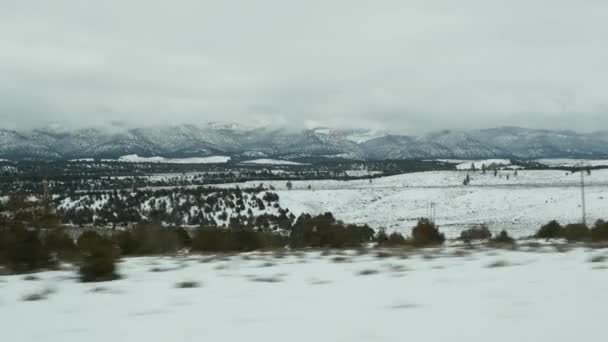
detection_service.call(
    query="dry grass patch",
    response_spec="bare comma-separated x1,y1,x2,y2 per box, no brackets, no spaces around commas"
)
589,255,607,263
22,287,55,302
175,281,201,288
486,260,510,268
250,276,283,283
357,269,380,276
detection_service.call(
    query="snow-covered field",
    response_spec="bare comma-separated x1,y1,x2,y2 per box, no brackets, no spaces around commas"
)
212,170,608,237
241,159,307,166
436,159,512,170
536,159,608,167
111,155,231,164
1,246,607,342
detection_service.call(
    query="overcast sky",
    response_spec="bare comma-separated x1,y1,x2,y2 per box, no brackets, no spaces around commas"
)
1,0,607,133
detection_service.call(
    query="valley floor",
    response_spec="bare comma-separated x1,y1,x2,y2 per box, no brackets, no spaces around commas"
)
1,245,607,342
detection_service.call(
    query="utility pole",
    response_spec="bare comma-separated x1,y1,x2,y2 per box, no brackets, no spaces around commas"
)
581,170,587,226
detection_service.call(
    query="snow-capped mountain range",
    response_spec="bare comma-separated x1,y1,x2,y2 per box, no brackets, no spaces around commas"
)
0,123,606,161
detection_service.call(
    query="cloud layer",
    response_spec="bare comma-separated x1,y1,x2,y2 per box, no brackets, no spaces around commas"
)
1,0,607,133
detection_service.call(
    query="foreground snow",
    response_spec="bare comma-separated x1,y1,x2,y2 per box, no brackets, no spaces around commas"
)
1,246,606,342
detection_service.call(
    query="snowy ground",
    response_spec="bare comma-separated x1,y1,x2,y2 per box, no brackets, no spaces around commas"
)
240,159,308,166
535,158,608,167
1,246,607,342
212,170,608,237
110,155,231,164
436,158,512,170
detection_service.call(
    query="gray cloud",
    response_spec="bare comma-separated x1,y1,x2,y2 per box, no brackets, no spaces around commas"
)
1,0,607,133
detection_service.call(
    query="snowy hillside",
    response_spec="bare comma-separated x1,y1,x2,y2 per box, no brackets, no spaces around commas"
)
212,169,608,237
419,130,508,159
0,129,62,159
470,127,608,158
57,189,289,227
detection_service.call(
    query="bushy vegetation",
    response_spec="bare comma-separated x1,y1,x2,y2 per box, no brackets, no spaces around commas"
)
591,220,608,242
42,228,78,260
79,246,118,282
535,220,599,242
460,225,492,242
375,221,448,248
561,224,590,242
536,220,564,239
411,219,445,246
191,227,285,252
376,229,409,247
111,222,186,255
289,213,375,249
0,224,53,273
491,230,515,245
77,231,119,282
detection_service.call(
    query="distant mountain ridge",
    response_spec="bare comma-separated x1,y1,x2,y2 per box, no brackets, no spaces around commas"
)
0,124,606,161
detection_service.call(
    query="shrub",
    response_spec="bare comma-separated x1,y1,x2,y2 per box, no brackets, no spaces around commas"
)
411,219,445,246
591,220,608,242
79,245,118,282
0,225,53,273
562,224,590,242
43,228,78,260
77,231,108,252
262,192,279,202
536,220,564,239
76,231,119,282
112,230,140,255
491,230,515,244
460,225,492,241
